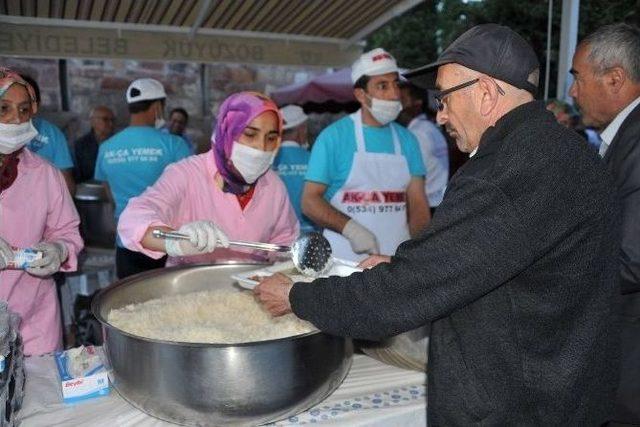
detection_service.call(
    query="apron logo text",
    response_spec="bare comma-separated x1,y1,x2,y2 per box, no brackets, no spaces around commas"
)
341,191,405,204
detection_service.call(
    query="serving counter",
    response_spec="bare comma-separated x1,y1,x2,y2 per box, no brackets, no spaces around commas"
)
19,353,426,426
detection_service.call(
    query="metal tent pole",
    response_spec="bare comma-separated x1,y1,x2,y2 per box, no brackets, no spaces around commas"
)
544,0,553,101
556,0,580,102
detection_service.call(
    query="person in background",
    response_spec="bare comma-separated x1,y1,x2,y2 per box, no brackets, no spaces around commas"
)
570,23,640,425
73,106,115,183
0,68,83,356
118,91,298,266
584,126,603,150
545,98,574,128
274,105,315,233
163,107,196,154
399,81,449,212
302,48,430,262
94,78,190,279
546,98,600,148
255,24,621,425
20,74,75,195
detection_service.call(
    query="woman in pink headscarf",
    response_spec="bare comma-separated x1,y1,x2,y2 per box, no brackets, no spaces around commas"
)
118,91,299,265
0,68,83,356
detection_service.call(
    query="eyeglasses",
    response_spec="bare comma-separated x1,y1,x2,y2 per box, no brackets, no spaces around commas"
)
434,78,505,111
434,79,479,111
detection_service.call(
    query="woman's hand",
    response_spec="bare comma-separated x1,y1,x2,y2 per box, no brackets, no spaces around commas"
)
253,273,294,316
0,237,12,270
165,221,230,257
358,255,391,269
26,241,67,277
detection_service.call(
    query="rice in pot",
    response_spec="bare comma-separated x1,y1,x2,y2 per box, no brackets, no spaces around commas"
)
107,289,316,344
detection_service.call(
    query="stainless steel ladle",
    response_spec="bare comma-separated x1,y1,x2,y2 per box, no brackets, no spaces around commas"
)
152,230,333,277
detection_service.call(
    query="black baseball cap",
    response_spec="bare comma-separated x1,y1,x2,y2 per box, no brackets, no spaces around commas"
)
404,24,540,95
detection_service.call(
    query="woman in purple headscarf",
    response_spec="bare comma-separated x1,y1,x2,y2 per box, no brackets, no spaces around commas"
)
119,91,299,266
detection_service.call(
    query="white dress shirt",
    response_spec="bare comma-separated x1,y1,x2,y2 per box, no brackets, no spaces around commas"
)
408,114,449,207
599,95,640,157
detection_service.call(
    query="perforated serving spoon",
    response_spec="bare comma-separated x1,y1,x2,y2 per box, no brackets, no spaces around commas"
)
152,230,333,277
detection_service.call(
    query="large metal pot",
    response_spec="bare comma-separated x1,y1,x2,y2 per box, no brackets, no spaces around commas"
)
74,181,116,248
92,263,353,426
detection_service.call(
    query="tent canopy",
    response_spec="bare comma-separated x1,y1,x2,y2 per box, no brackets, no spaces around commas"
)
0,0,422,67
271,67,355,107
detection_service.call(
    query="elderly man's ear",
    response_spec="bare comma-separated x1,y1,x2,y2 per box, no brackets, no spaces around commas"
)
478,78,501,116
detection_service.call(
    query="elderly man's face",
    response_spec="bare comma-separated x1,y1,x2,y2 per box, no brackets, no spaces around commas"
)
434,64,482,153
569,44,611,128
90,107,115,138
169,111,188,135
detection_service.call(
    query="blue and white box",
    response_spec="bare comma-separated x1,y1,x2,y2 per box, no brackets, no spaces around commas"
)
54,346,110,403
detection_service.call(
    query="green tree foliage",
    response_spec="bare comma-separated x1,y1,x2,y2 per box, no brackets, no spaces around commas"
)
365,1,440,69
367,0,639,95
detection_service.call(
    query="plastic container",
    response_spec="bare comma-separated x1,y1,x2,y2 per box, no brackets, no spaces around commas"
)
7,248,43,270
54,346,110,404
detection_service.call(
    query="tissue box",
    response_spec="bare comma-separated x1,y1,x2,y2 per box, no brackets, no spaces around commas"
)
54,346,110,403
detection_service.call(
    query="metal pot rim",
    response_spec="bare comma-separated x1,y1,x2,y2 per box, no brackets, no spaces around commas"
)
92,261,322,348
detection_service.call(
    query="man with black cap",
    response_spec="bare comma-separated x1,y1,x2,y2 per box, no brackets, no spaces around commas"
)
94,78,190,278
255,24,621,425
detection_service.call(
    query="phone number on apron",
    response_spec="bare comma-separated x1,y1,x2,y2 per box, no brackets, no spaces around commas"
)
346,204,406,214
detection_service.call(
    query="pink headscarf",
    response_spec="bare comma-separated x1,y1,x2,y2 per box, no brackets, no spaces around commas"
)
212,91,282,194
0,68,38,114
0,68,38,193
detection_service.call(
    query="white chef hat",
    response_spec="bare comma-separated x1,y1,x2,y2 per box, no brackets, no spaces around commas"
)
351,48,399,84
281,105,308,130
126,78,167,104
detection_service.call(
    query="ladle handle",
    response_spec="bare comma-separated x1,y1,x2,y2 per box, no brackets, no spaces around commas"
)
152,229,290,253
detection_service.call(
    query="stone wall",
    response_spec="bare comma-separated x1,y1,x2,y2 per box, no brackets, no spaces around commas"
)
0,56,326,152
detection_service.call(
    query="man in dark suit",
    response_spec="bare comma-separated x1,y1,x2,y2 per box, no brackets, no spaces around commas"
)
570,23,640,425
255,24,621,425
73,106,115,183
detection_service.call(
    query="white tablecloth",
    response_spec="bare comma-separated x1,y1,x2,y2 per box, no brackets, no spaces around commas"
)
18,354,427,426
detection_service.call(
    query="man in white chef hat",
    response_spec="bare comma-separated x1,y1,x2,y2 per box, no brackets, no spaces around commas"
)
301,48,430,262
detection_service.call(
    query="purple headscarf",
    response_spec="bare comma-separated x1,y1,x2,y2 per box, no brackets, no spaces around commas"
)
212,91,282,194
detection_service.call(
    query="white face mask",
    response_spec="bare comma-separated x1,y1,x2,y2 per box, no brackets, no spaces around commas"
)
155,115,166,130
0,120,38,154
155,118,166,129
230,142,276,184
154,105,166,129
365,95,402,125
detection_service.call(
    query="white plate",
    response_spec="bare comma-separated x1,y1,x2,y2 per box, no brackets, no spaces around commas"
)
231,258,362,290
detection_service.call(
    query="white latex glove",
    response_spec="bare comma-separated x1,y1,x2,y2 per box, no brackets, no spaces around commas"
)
0,237,13,270
25,241,68,277
165,221,230,257
342,219,380,255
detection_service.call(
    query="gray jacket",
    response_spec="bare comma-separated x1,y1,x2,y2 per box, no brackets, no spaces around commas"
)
291,101,621,426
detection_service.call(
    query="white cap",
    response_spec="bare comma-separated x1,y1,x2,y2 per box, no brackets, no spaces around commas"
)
126,78,167,104
351,48,399,84
281,105,308,130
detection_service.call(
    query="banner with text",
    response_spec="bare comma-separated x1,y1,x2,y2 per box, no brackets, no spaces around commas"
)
0,23,360,67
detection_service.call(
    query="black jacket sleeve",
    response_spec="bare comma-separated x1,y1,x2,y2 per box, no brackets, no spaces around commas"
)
289,176,535,340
